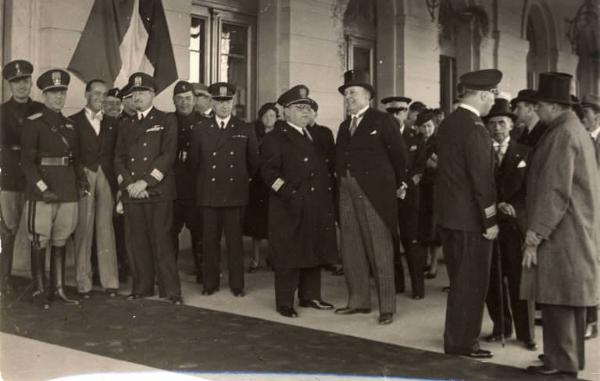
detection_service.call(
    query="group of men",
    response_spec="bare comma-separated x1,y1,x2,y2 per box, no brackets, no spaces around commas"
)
0,59,599,378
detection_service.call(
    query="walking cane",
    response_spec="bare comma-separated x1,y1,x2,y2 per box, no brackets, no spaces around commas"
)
494,238,506,347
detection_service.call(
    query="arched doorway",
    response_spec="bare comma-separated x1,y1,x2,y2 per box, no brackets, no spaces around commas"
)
525,2,558,88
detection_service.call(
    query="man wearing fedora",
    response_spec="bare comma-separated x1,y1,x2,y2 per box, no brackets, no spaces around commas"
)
435,69,500,358
190,82,259,297
483,96,536,351
521,72,599,377
114,72,182,304
334,69,408,325
512,89,548,148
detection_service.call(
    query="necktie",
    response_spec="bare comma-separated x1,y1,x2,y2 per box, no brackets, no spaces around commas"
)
493,142,506,165
302,127,313,142
349,116,359,136
220,121,225,129
138,113,144,121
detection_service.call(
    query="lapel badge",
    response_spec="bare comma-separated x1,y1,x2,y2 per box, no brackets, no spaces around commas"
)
52,71,61,86
135,76,142,87
219,86,228,96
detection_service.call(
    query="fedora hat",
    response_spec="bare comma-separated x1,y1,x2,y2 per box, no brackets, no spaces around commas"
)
484,98,516,122
510,89,536,109
533,72,574,105
338,69,375,98
581,93,600,112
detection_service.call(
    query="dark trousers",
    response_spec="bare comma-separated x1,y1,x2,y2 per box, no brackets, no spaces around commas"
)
274,266,321,308
485,223,535,342
441,228,492,354
587,306,598,324
202,206,244,292
541,304,586,373
124,201,181,298
113,214,129,279
173,199,203,272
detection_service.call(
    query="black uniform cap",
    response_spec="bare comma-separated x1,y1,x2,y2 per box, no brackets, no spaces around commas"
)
3,60,34,82
277,85,311,107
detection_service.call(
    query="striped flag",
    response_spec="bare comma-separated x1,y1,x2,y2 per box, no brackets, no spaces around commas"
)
68,0,177,93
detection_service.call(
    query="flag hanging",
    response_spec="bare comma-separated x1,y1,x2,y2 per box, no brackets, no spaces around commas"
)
68,0,177,94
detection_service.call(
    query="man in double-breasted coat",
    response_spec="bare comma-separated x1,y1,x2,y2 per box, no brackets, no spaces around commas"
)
190,82,259,297
261,85,337,318
522,72,599,377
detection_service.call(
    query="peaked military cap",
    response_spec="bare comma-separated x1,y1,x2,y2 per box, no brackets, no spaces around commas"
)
106,87,123,100
121,83,133,99
381,96,412,105
128,72,156,92
173,80,194,96
277,85,311,107
581,93,600,112
192,82,210,96
459,69,502,91
338,69,375,97
308,97,319,112
533,72,574,105
381,96,411,113
208,82,236,100
36,69,70,92
3,60,34,82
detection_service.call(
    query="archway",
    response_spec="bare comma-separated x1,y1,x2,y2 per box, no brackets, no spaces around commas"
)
524,1,558,88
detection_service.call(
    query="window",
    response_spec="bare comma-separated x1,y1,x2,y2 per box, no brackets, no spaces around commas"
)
189,17,206,84
346,36,375,83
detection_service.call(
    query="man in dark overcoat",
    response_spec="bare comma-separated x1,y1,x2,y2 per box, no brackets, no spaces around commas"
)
334,70,408,325
512,89,548,148
435,69,501,358
114,72,181,304
261,85,337,318
190,82,259,297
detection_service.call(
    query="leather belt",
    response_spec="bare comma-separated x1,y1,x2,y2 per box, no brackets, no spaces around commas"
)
39,156,72,166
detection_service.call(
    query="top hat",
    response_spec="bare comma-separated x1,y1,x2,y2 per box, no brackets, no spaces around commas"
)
37,69,70,92
277,85,311,107
208,82,236,100
485,98,516,122
338,69,375,97
128,72,156,92
3,60,34,82
533,72,574,105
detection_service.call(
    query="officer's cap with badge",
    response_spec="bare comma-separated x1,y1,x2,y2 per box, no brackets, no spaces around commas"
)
3,59,34,82
192,82,211,97
37,69,70,92
128,72,156,92
106,88,123,100
381,96,412,113
208,82,236,101
277,85,311,108
173,80,194,96
307,97,319,112
121,83,133,99
459,69,502,93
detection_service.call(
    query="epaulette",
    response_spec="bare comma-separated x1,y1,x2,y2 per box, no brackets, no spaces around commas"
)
28,113,42,120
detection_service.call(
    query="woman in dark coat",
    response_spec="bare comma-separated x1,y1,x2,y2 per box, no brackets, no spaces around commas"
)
416,109,442,279
244,103,279,272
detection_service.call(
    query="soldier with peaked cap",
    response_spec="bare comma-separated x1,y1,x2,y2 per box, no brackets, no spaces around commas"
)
0,60,44,297
120,83,137,118
382,95,427,299
21,69,88,307
114,72,182,304
522,73,599,377
260,85,337,318
192,83,213,118
103,87,122,119
334,70,408,325
171,80,204,284
435,68,501,358
190,82,259,297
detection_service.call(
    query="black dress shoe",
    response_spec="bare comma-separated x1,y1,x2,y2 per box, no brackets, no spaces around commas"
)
412,295,423,300
169,296,183,305
538,353,546,362
585,322,598,339
299,299,334,310
523,340,537,351
277,306,298,318
231,289,245,297
526,365,576,377
127,293,140,300
378,313,393,325
202,289,217,295
485,333,511,342
465,349,493,358
334,307,371,315
106,289,118,298
79,292,92,300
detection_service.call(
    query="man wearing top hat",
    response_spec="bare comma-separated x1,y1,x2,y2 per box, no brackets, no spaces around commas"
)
521,72,599,377
482,96,536,351
0,60,44,297
512,89,548,148
334,69,408,325
261,86,337,317
435,69,500,358
114,72,182,304
21,69,88,307
171,80,204,284
190,82,259,297
381,95,427,299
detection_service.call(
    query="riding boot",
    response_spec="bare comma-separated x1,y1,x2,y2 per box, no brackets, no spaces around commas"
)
50,246,79,304
0,233,15,295
30,244,50,309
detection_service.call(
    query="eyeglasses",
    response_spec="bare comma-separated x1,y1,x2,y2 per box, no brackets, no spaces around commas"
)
291,104,312,111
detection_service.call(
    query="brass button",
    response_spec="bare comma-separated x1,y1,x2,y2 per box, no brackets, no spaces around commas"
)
212,165,216,169
211,178,216,182
229,178,234,182
143,143,147,147
310,187,315,192
230,164,234,168
143,157,147,161
131,158,135,162
230,151,235,155
212,152,217,156
303,157,308,162
131,172,135,176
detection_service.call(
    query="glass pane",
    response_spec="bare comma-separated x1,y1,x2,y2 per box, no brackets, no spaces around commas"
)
220,55,247,106
353,46,371,74
190,17,205,83
221,23,247,56
190,52,200,83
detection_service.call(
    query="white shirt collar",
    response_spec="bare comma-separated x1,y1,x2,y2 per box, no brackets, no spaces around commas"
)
215,115,231,127
137,106,153,120
493,136,510,147
350,105,370,119
591,126,600,140
286,121,305,134
203,108,213,116
85,107,103,120
459,103,480,117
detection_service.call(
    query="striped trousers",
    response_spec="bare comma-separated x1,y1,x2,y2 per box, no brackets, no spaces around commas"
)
339,175,396,314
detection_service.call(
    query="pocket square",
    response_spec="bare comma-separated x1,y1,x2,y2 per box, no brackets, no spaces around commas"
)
517,160,527,168
370,130,378,135
146,125,164,132
409,145,417,151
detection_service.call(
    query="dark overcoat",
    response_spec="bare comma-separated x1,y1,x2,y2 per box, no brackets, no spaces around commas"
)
495,139,529,232
261,121,337,269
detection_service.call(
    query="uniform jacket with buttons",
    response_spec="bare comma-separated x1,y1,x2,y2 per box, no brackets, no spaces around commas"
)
114,107,177,203
434,106,497,232
335,107,408,234
495,139,529,233
261,121,337,269
173,111,203,202
21,106,87,202
0,97,44,191
190,115,259,207
401,126,427,191
70,109,118,193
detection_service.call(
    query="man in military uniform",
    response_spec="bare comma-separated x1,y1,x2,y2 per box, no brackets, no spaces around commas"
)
190,82,259,297
103,88,122,119
114,72,181,304
192,83,213,118
171,80,203,284
261,85,337,317
120,84,137,118
435,69,501,358
21,69,88,307
71,79,119,298
382,96,427,299
0,60,44,296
